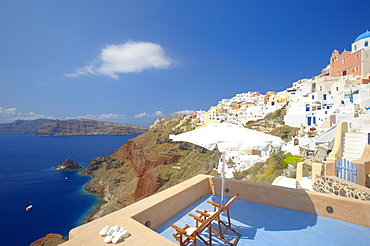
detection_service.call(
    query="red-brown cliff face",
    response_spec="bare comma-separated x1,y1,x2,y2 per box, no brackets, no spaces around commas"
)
80,115,220,220
123,139,182,199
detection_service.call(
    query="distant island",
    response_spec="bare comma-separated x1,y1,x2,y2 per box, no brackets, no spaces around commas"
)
0,119,148,136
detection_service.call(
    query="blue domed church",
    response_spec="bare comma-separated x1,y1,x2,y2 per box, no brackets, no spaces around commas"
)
329,30,370,81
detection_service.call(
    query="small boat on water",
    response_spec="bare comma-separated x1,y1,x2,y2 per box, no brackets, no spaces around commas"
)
25,205,33,211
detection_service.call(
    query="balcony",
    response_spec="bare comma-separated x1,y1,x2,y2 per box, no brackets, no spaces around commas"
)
61,175,370,245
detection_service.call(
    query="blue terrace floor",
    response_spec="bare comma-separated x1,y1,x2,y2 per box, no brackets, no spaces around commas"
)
154,194,370,246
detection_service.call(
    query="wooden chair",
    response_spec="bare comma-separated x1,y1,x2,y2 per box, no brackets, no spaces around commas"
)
171,194,241,246
171,208,222,246
196,194,241,246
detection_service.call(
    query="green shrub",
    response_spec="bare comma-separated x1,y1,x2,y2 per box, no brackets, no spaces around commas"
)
281,125,293,134
282,153,304,169
274,108,282,118
164,170,173,181
265,112,274,120
265,108,283,120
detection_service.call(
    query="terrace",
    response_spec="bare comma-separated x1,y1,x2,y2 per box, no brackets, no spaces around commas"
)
62,175,370,245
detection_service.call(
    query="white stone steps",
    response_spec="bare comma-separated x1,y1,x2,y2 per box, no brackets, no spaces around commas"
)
342,131,367,161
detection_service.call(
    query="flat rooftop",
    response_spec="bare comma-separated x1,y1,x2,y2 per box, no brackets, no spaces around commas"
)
155,194,370,245
62,175,370,246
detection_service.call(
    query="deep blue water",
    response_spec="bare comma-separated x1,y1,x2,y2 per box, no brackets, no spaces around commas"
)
0,133,138,246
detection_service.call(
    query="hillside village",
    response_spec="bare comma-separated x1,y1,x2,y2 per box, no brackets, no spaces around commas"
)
185,30,370,188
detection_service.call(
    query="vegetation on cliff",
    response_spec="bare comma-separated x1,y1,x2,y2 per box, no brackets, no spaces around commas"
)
233,150,284,183
245,108,299,141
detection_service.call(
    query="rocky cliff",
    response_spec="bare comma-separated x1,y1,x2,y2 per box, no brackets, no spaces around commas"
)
0,119,54,134
79,115,220,221
35,119,148,136
0,119,148,136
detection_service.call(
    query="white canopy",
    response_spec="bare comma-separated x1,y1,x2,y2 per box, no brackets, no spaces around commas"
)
170,123,286,204
170,123,286,152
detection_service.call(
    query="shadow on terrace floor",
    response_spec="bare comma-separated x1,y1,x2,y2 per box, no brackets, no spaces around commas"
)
155,192,370,246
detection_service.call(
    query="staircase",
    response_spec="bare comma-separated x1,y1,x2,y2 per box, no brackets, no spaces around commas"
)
342,124,370,161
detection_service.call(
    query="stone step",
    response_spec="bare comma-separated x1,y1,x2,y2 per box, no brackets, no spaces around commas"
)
342,154,361,161
343,140,365,146
342,130,367,161
343,133,367,146
344,132,367,139
343,152,363,159
343,145,364,152
343,153,363,159
343,140,364,146
343,149,362,157
343,142,366,150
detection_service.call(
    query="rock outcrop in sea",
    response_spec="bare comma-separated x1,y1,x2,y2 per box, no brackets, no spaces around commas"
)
54,159,82,171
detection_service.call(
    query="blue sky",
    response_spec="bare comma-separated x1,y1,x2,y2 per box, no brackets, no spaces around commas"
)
1,0,369,126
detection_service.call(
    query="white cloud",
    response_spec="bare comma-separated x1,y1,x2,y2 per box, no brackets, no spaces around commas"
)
66,40,176,79
134,111,165,118
171,110,194,116
76,113,126,121
0,107,54,123
37,81,50,86
66,62,97,77
0,106,129,124
0,107,17,116
134,112,148,118
151,111,165,117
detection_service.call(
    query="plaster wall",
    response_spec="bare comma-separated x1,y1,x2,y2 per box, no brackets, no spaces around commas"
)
363,48,370,79
330,50,362,77
284,112,307,127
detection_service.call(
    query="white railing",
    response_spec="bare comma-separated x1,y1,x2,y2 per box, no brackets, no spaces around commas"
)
335,158,357,183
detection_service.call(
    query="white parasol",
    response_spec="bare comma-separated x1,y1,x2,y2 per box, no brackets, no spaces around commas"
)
170,123,286,204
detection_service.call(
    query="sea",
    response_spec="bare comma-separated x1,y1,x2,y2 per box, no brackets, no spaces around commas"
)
0,133,139,246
